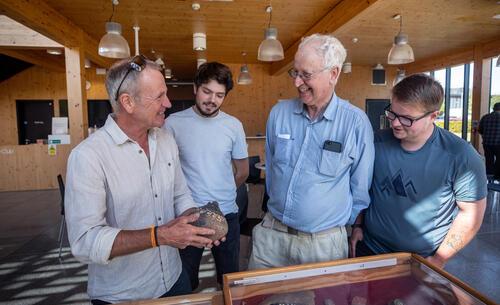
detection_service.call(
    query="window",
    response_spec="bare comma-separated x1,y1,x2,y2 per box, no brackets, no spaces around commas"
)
433,69,447,130
490,56,500,112
429,64,474,141
467,63,473,141
449,65,465,138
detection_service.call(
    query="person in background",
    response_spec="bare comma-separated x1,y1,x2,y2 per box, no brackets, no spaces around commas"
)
350,74,487,268
65,55,220,304
164,62,248,289
248,33,375,269
478,102,500,180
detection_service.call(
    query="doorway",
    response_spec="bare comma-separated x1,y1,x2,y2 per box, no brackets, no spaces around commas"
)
365,99,390,131
16,100,54,145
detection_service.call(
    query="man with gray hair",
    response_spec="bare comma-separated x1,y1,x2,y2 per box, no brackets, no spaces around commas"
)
248,34,374,269
65,55,219,304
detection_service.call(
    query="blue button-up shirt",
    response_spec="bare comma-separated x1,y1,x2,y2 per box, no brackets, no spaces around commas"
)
265,94,374,233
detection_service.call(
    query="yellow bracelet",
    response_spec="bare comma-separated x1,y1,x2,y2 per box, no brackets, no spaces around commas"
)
150,225,157,248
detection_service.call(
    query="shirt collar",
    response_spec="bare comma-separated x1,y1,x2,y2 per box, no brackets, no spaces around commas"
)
103,114,158,145
293,93,339,121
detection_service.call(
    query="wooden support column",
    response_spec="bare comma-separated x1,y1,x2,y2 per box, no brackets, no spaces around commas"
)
471,44,483,150
64,46,87,145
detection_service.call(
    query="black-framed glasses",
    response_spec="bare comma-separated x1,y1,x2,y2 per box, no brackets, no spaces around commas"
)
114,55,147,102
384,104,435,127
287,66,332,81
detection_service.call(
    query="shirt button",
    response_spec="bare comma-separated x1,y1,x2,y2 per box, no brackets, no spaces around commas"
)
155,194,158,198
168,163,171,166
158,217,162,221
138,150,142,154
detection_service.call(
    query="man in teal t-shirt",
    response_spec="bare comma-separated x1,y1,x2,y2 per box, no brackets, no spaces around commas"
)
164,62,248,290
350,74,487,268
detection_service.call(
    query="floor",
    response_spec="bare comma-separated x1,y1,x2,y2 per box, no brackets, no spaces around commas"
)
0,188,498,305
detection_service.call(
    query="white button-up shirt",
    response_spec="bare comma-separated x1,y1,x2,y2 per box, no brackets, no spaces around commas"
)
65,115,196,303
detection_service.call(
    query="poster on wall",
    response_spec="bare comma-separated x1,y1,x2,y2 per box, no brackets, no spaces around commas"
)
48,144,57,156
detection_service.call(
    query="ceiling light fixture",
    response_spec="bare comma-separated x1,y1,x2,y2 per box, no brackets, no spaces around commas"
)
193,33,207,51
257,5,284,62
237,52,252,85
342,48,352,73
46,48,62,55
98,0,130,58
192,2,201,11
197,58,207,68
393,69,406,85
164,68,172,79
342,62,352,74
155,58,164,67
84,58,91,68
387,14,414,65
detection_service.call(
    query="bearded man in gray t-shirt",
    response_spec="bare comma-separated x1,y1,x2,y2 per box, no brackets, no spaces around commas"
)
350,74,487,268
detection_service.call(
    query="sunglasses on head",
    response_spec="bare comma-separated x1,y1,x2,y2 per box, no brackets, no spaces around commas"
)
114,55,147,102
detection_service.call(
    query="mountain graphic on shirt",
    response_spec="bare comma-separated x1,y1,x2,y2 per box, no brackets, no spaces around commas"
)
380,169,417,198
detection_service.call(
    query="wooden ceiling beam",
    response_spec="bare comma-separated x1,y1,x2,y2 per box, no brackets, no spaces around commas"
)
269,0,379,76
404,36,500,75
0,0,113,68
0,48,65,73
0,15,62,48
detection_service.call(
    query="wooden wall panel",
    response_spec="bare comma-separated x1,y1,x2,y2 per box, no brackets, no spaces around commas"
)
0,144,71,191
336,65,397,110
0,63,393,191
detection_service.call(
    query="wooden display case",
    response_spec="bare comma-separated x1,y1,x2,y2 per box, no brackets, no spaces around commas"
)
223,253,496,305
119,291,223,305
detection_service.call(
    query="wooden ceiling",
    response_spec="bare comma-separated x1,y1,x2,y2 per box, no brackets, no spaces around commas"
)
0,0,499,80
335,0,500,67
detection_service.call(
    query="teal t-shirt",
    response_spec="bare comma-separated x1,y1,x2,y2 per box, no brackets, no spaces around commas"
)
364,126,487,257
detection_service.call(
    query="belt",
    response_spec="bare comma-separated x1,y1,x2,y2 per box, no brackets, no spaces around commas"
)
261,212,342,237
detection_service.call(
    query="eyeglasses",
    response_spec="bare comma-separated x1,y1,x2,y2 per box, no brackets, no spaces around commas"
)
115,55,147,102
287,66,332,81
384,104,435,127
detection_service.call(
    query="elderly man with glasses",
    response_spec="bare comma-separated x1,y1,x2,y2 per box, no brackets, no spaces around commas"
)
350,74,487,268
248,34,375,269
65,56,222,304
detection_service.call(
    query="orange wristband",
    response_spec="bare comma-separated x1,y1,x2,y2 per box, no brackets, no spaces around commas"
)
150,225,157,248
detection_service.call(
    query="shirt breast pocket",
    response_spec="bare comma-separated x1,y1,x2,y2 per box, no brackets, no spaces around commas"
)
319,149,352,177
273,137,293,164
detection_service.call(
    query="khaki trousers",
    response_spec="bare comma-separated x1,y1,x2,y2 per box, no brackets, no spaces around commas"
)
248,212,348,270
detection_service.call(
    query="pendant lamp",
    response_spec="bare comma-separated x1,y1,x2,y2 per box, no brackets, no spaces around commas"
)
98,1,130,58
237,52,252,85
387,14,414,65
393,69,406,85
257,5,284,62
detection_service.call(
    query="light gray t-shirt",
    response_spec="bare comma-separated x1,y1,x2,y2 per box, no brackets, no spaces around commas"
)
364,126,487,257
164,107,248,215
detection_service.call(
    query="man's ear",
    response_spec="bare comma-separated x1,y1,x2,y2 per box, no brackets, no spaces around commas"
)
119,94,135,114
329,66,340,86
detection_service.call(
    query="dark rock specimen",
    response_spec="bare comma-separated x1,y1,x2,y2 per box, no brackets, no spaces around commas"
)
191,201,228,241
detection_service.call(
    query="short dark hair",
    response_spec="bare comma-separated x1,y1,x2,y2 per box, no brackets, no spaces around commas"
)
494,102,500,111
392,74,444,112
194,62,233,94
